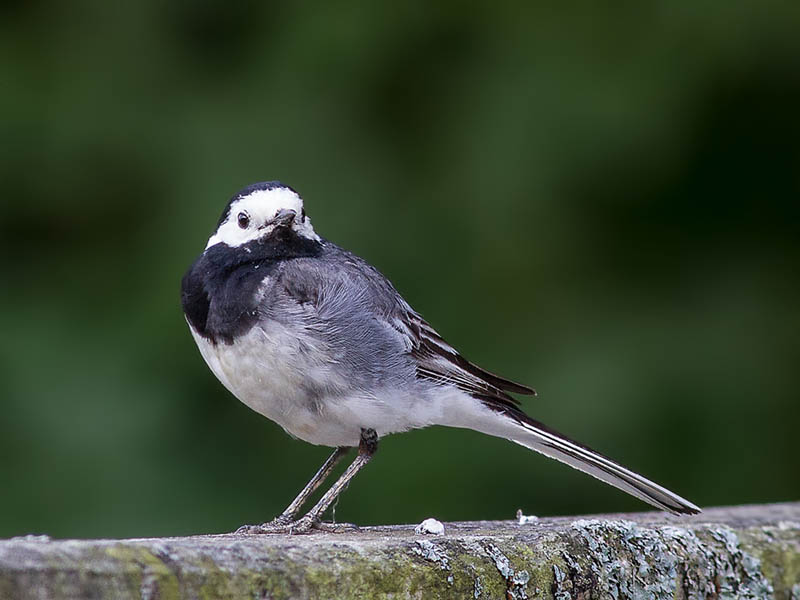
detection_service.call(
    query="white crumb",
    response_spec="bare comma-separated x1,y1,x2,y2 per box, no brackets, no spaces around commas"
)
415,518,445,535
516,509,539,525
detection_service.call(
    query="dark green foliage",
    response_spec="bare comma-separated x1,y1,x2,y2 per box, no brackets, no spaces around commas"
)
0,1,798,538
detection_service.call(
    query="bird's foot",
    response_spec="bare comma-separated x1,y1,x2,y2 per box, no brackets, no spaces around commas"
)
309,520,360,533
235,515,359,535
235,513,293,534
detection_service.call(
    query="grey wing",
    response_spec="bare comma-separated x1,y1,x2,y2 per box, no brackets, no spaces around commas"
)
272,242,535,411
262,249,420,391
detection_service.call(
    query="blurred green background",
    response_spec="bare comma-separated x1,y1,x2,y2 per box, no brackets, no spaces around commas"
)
1,2,798,539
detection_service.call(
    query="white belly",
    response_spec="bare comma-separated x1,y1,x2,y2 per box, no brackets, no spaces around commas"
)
188,320,478,447
189,321,353,444
189,321,432,446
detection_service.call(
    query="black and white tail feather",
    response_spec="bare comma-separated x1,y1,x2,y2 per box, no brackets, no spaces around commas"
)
507,414,699,515
409,312,700,516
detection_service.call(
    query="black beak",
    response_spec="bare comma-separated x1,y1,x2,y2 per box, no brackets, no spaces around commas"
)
269,208,296,228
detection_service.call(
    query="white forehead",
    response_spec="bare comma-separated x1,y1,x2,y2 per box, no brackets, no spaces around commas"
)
206,187,317,249
232,187,304,221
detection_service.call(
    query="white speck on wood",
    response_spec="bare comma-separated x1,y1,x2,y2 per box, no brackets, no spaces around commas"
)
516,509,539,525
415,518,445,535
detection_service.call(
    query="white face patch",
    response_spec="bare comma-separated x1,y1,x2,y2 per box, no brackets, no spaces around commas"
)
206,187,320,249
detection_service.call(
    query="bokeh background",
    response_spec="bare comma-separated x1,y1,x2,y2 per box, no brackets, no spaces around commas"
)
1,2,798,539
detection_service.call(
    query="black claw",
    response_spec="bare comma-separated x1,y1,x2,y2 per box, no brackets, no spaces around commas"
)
359,428,378,455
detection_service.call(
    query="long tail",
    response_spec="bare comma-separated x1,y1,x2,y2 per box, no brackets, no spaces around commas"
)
511,412,700,514
451,402,701,515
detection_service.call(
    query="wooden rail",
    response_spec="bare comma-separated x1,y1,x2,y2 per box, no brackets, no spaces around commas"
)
1,502,798,599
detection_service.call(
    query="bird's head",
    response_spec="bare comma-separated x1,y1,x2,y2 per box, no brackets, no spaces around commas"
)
206,181,319,249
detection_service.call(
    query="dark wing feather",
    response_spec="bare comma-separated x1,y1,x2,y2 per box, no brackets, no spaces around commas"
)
406,313,536,411
418,320,535,395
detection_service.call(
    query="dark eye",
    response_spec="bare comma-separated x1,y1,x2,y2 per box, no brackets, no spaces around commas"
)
300,208,306,222
237,212,250,229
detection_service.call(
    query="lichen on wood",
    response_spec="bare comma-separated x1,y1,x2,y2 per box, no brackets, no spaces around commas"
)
1,503,798,599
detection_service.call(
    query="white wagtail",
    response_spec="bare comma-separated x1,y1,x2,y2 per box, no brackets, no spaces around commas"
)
181,181,700,533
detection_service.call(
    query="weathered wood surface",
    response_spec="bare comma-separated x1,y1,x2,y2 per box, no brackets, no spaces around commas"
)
1,502,798,599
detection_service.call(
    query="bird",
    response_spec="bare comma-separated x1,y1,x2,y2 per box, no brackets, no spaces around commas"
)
181,181,700,534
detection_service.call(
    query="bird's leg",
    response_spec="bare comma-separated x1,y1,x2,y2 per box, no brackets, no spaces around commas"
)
297,428,378,532
237,428,378,535
235,446,350,534
272,446,351,524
